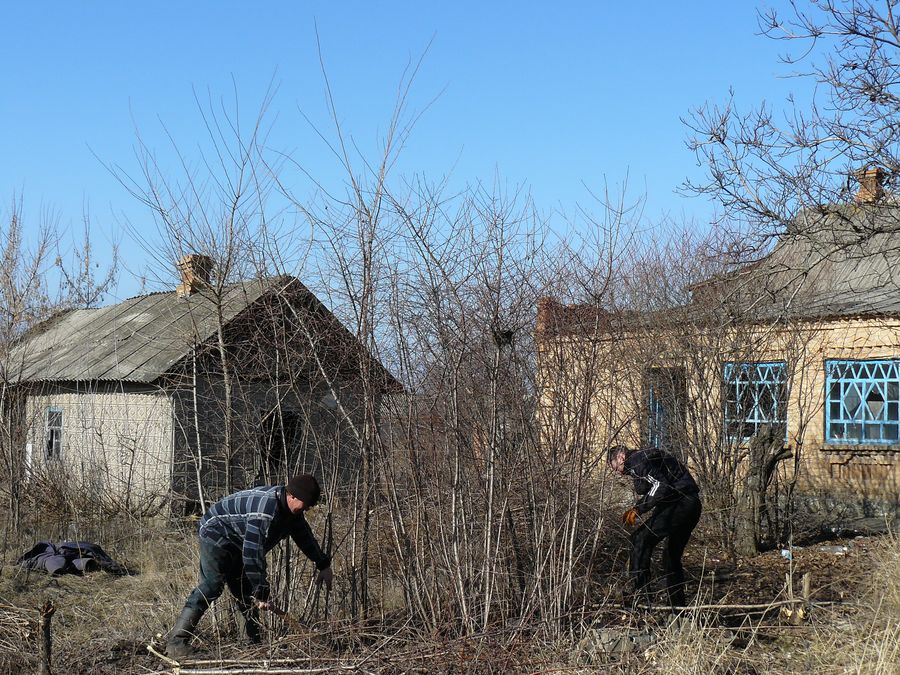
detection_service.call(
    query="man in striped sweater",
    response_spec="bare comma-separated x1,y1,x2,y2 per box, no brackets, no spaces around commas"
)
166,474,333,658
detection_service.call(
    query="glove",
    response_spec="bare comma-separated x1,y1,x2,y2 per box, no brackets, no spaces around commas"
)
622,508,639,526
316,566,333,591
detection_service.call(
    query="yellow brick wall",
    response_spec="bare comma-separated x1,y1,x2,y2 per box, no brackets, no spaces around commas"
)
538,315,900,497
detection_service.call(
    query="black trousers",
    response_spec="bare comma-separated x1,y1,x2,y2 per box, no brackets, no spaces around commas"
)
630,493,701,607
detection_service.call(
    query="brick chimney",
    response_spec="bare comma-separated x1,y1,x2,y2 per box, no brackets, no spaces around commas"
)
854,166,886,204
176,254,214,297
536,297,558,340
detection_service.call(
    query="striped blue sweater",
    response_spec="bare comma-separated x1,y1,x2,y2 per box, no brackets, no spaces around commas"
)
198,485,330,601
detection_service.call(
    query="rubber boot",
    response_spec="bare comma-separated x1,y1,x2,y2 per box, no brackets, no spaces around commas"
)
667,582,687,609
166,606,204,659
238,605,262,645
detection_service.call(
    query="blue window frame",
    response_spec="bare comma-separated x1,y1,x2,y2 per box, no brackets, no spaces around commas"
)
825,359,900,444
645,367,686,451
723,362,787,440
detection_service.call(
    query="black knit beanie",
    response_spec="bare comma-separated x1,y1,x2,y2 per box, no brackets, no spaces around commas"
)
286,474,322,507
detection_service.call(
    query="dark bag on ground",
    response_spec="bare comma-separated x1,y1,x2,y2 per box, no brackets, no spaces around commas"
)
15,541,134,576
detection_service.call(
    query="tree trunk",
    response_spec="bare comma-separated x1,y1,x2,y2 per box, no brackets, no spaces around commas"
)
733,425,792,557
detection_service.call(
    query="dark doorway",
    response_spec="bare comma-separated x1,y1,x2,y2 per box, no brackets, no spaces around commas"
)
257,410,301,484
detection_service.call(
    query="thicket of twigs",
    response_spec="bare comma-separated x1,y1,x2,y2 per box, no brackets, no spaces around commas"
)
0,509,897,673
3,3,900,671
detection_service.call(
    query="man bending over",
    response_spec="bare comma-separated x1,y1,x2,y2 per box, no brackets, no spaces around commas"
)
166,474,333,658
607,445,701,607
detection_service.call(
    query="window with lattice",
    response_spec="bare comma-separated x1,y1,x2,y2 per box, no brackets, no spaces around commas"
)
45,407,63,460
825,359,900,444
722,362,787,440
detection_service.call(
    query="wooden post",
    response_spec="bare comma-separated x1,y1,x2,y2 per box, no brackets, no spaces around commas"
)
784,572,811,625
801,572,811,612
38,599,56,675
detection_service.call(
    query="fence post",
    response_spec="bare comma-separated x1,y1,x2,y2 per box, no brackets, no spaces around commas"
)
38,599,55,675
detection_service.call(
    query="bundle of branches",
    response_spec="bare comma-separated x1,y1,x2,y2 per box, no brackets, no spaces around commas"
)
0,602,36,669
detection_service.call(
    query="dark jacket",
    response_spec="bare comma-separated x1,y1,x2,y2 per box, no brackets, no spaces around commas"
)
625,447,699,515
16,541,132,576
198,484,330,601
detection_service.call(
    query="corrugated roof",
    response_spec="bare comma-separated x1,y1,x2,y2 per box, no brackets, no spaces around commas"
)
8,277,286,383
538,203,900,339
717,204,900,320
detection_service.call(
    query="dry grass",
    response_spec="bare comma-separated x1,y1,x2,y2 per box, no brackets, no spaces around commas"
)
632,530,900,675
0,518,198,672
802,531,900,675
0,513,898,673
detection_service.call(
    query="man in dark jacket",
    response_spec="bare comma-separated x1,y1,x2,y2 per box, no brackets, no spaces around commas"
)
607,445,701,607
166,474,333,658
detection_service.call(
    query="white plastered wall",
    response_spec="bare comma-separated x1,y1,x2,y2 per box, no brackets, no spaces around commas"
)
25,390,174,501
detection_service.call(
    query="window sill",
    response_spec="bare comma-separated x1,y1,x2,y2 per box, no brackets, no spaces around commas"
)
821,443,900,454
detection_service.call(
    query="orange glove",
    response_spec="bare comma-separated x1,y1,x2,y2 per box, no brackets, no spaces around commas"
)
622,508,639,526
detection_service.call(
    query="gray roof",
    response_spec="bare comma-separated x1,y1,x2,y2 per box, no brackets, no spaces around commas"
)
540,203,900,340
704,203,900,320
8,277,290,383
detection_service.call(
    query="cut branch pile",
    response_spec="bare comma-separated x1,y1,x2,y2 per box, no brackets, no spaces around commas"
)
144,619,558,675
0,602,35,656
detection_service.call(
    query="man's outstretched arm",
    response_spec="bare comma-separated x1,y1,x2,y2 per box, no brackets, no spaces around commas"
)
290,520,333,589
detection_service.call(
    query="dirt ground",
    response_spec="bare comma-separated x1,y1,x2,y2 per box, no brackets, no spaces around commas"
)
686,533,878,606
0,527,896,674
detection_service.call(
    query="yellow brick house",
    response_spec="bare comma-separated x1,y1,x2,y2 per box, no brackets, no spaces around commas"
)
537,180,900,515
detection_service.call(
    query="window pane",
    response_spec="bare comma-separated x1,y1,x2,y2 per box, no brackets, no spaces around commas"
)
759,386,774,417
844,386,861,418
829,382,841,401
866,388,886,420
864,423,882,440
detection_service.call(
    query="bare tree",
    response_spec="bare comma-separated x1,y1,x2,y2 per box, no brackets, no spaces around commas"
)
54,208,118,310
0,199,54,531
0,197,119,533
112,86,286,498
686,0,900,248
680,0,900,552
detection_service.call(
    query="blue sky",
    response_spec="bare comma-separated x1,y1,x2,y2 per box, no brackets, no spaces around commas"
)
1,2,799,300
